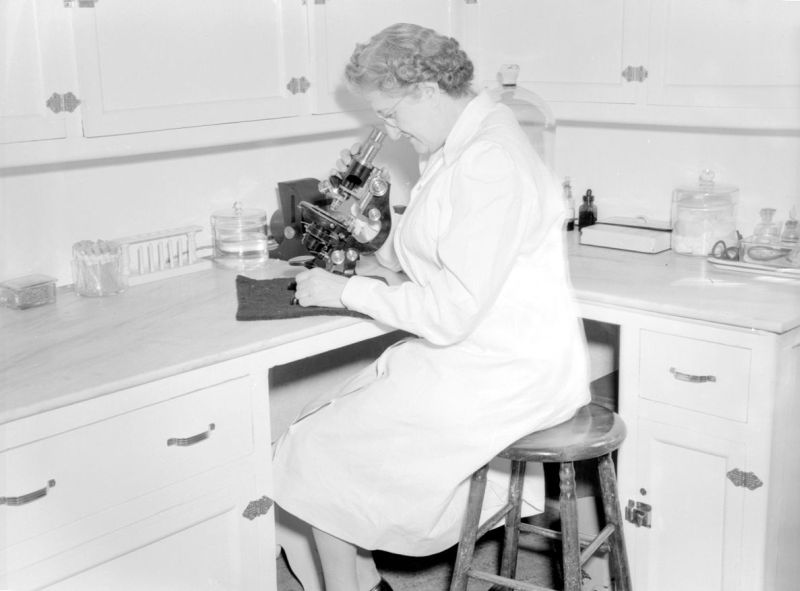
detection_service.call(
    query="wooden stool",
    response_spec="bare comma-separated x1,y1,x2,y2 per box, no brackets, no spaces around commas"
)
449,403,631,591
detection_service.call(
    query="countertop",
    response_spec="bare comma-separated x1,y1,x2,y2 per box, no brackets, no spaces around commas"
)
2,243,799,426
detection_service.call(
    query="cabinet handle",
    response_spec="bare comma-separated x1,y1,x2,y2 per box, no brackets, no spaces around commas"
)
621,65,649,83
669,367,716,383
167,423,215,447
1,479,56,507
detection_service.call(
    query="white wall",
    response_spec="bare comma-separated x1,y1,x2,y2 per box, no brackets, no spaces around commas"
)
554,123,800,229
1,121,799,285
0,129,421,284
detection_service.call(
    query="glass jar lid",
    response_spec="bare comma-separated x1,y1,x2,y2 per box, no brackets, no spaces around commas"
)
673,170,738,209
211,201,267,229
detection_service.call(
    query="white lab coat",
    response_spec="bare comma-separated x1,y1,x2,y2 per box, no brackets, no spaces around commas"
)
272,91,590,556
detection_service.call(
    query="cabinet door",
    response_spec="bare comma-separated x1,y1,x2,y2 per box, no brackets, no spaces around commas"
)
71,0,308,137
0,0,73,144
461,0,645,105
308,0,455,114
629,418,749,591
646,0,800,122
38,473,275,591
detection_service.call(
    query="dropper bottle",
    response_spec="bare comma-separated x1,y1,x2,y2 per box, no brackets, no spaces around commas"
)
578,189,597,230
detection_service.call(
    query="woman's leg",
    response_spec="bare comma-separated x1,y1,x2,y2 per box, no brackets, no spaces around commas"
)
312,527,382,591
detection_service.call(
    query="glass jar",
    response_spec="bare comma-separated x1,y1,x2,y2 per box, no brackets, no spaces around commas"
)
210,202,269,269
671,170,739,256
489,64,556,171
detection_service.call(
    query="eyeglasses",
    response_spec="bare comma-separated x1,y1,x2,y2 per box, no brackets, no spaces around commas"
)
375,95,407,125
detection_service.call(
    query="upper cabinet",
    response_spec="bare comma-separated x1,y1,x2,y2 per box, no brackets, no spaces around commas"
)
2,0,797,167
72,0,309,137
307,0,455,114
462,0,800,130
0,0,73,144
461,0,645,107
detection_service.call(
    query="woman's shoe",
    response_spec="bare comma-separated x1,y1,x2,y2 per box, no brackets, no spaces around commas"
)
368,578,393,591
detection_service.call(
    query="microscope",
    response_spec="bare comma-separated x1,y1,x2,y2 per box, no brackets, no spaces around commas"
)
296,127,392,275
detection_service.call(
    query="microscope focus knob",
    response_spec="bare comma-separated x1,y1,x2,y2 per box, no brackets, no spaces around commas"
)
367,207,381,222
369,176,389,196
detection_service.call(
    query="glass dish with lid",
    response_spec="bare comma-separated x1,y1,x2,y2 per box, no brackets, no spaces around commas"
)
210,201,269,268
671,170,739,256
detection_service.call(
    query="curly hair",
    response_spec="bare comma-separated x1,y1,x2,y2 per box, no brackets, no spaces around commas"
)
345,23,474,98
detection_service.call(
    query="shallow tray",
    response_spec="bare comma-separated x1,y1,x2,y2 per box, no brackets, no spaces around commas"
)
706,257,800,279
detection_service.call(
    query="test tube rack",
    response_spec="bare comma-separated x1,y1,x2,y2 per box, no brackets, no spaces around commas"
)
114,225,212,286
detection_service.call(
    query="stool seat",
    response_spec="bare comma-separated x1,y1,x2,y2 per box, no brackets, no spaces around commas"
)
499,403,626,463
450,402,632,591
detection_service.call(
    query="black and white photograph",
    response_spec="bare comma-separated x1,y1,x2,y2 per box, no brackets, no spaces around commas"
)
1,2,799,591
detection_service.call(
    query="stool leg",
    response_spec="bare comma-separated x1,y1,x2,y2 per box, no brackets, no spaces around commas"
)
450,464,490,591
559,461,582,591
598,454,632,591
498,459,526,584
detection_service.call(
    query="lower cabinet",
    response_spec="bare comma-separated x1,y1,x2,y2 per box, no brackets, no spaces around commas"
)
0,356,274,591
617,319,800,591
629,418,748,591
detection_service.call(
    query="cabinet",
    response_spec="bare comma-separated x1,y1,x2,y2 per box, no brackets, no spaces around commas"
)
0,0,72,144
71,0,308,137
612,317,800,591
462,0,800,129
0,0,459,166
0,357,274,591
307,0,455,114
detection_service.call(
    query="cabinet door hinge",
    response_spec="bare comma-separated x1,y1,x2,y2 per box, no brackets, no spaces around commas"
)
64,0,99,7
242,495,273,520
727,468,763,490
624,499,652,527
286,77,311,94
622,65,649,83
46,92,81,114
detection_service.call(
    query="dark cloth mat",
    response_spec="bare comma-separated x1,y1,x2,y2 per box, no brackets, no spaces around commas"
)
235,275,370,321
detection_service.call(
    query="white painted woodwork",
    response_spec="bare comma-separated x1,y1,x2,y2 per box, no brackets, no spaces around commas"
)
461,0,643,105
0,357,274,591
0,0,73,144
71,0,309,137
463,0,800,129
307,0,456,114
646,0,800,112
632,418,748,591
1,243,799,589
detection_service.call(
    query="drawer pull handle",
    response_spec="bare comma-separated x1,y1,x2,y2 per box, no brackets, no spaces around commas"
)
167,423,215,447
670,367,716,383
1,479,56,507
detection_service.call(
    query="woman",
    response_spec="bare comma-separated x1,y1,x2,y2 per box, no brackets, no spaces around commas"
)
272,23,590,591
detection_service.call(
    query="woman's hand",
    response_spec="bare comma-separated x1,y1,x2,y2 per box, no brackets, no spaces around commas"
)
294,268,349,308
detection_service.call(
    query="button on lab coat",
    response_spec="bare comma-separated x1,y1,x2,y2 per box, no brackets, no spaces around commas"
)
272,91,590,556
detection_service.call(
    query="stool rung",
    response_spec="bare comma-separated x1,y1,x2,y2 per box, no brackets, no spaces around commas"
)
579,524,614,566
467,568,553,591
476,502,513,540
519,523,610,554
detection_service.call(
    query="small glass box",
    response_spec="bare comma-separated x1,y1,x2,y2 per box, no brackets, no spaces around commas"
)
0,274,57,310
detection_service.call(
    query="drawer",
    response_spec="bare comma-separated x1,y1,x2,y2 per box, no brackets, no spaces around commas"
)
638,330,752,421
0,375,254,552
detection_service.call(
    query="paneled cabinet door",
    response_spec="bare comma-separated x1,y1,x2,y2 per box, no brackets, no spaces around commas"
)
460,0,645,105
628,419,753,591
38,473,275,591
307,0,455,115
0,0,73,144
70,0,308,137
645,0,800,127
